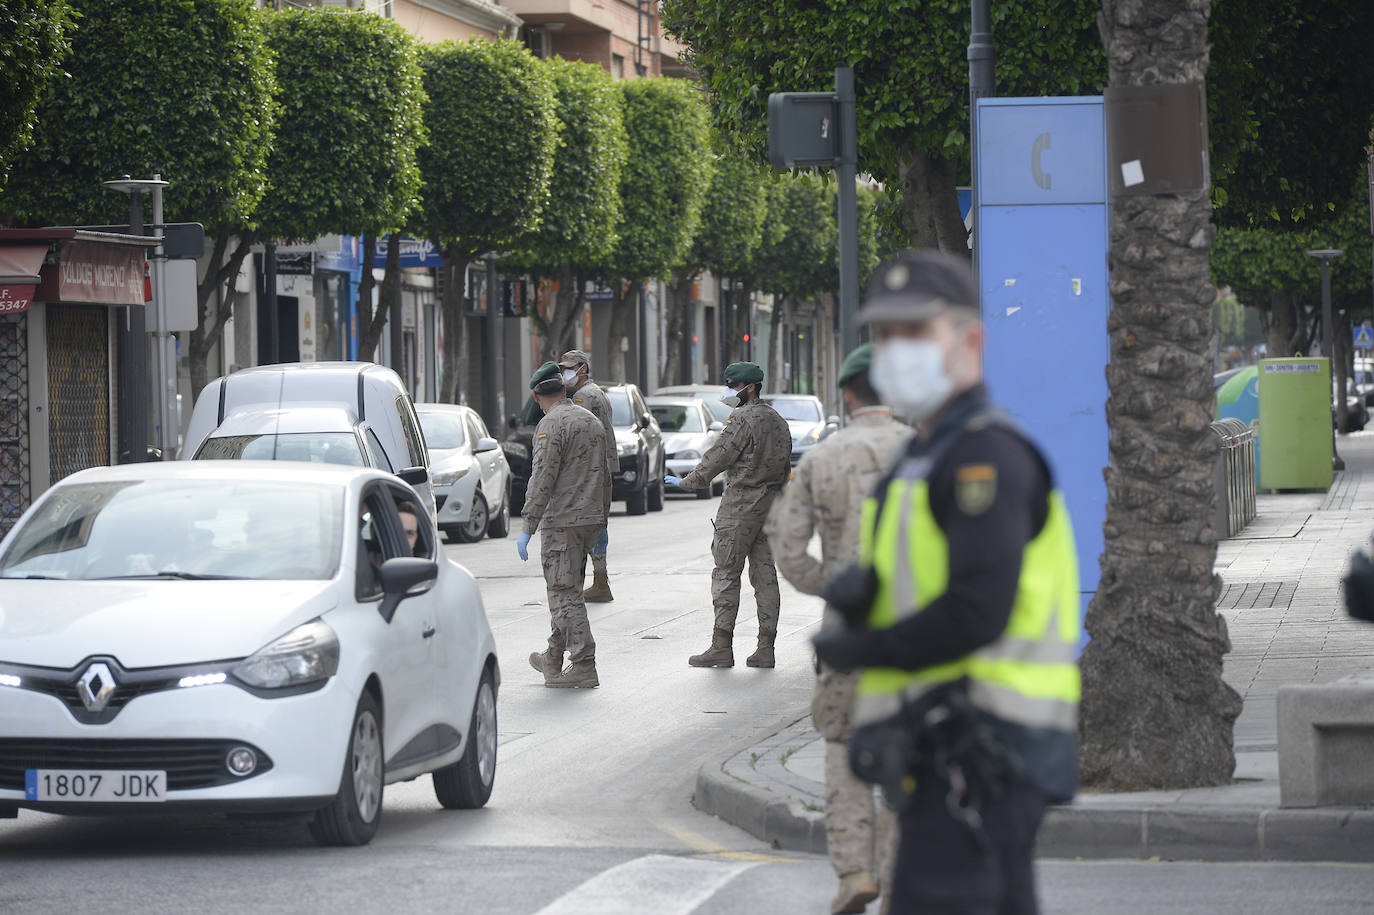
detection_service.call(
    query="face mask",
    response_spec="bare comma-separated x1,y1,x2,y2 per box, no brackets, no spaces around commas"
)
561,369,579,386
721,386,743,408
870,339,952,422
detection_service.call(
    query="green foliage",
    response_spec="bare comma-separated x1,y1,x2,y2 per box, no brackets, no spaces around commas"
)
755,173,835,302
1209,0,1374,228
510,56,621,270
687,145,768,278
0,0,73,191
3,0,274,229
660,0,1104,188
608,78,714,282
256,8,424,241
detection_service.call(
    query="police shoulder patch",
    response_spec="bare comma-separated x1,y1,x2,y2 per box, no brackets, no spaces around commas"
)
954,464,997,515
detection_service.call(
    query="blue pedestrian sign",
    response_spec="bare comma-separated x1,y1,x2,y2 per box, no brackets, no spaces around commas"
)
1354,326,1374,350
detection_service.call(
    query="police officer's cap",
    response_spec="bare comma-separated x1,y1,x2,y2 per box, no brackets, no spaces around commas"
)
529,361,565,394
857,250,979,325
837,343,874,388
723,361,764,386
558,349,590,370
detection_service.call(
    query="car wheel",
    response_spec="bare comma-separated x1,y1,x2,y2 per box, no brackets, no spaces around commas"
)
648,457,665,512
486,482,511,539
310,691,384,847
434,666,497,809
454,491,489,543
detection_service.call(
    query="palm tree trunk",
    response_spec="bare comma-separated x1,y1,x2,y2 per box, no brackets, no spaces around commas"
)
1078,0,1241,790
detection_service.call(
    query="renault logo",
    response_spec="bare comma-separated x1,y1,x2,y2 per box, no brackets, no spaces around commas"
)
76,662,117,712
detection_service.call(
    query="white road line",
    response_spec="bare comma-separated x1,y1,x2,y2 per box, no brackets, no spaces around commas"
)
531,854,758,915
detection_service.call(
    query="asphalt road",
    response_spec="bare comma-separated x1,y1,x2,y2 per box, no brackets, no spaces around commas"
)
4,493,1373,913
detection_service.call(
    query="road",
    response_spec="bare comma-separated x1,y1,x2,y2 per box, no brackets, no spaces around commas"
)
4,494,1374,913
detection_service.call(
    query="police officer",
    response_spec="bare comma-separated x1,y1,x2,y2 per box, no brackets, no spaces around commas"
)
558,349,618,603
765,343,910,915
666,361,792,668
518,361,612,688
813,252,1081,915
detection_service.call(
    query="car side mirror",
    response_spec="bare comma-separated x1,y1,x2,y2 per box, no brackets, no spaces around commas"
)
826,415,840,427
708,421,725,432
377,557,438,622
398,466,428,486
474,436,499,454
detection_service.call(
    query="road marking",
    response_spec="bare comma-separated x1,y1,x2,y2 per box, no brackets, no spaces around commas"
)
531,854,757,915
642,813,796,864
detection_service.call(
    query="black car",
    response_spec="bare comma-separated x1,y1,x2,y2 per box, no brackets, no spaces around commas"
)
503,382,665,516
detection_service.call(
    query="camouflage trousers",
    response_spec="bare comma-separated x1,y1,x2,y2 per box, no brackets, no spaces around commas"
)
541,524,599,664
825,739,898,886
710,518,780,634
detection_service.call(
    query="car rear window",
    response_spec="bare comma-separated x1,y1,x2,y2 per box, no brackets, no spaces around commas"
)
651,404,703,432
195,432,365,466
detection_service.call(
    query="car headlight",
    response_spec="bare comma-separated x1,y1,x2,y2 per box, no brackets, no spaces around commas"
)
232,619,339,690
617,441,638,456
431,465,470,486
806,429,822,443
676,449,701,461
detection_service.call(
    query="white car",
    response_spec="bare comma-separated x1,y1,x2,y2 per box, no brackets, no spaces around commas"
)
764,394,839,466
0,462,499,846
416,404,512,543
646,396,725,499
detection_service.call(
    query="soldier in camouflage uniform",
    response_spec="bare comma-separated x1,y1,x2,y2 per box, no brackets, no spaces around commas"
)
668,361,792,668
517,361,611,688
765,344,910,915
558,350,618,603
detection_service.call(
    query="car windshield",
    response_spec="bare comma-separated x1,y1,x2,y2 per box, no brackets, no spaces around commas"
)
418,411,467,450
0,480,343,581
195,432,365,466
650,404,704,432
608,390,633,427
766,399,823,422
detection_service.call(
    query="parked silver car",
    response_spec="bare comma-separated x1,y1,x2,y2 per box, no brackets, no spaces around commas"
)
764,394,839,465
416,403,512,543
654,384,735,424
646,396,725,499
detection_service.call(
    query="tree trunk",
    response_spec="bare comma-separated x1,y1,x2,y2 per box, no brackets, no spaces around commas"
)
661,273,693,387
1335,307,1351,432
767,296,787,389
607,280,631,383
358,233,400,362
535,264,584,365
897,145,970,255
736,279,755,364
438,242,468,404
1078,0,1241,791
190,227,254,398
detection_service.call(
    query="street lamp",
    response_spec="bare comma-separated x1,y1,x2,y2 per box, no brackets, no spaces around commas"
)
1307,247,1345,471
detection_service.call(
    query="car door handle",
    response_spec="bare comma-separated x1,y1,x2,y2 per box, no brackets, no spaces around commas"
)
421,624,436,639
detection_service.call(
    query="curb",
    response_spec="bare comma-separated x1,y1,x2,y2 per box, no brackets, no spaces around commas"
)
694,760,1374,863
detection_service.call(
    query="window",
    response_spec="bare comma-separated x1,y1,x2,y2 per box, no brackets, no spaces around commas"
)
650,404,703,432
465,414,485,449
611,55,625,79
608,390,632,427
765,398,823,422
418,411,467,450
195,432,366,467
365,428,394,471
395,395,426,468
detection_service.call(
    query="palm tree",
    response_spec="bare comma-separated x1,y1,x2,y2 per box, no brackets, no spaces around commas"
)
1078,0,1242,789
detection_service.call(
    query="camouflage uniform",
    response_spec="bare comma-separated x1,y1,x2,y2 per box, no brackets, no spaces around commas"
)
679,397,792,635
765,406,910,890
568,378,617,571
522,398,611,664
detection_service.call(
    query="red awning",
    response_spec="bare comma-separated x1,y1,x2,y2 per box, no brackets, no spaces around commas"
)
0,244,48,316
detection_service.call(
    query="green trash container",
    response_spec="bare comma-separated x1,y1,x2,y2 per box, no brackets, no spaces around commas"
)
1257,357,1333,491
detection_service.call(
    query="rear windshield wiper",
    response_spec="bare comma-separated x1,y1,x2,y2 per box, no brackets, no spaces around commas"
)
94,571,249,581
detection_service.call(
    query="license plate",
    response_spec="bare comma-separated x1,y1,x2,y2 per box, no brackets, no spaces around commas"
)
25,769,167,802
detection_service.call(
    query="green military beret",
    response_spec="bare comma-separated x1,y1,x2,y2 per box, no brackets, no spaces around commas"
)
837,343,874,387
723,361,764,386
529,361,564,393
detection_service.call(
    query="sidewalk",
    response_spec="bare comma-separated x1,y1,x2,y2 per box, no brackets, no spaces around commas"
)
694,433,1374,862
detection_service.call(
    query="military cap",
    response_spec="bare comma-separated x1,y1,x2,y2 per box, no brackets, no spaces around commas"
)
558,349,591,370
723,361,765,386
837,343,874,388
529,360,565,394
857,250,979,325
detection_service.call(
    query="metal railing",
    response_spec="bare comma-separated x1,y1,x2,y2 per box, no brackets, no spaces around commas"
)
1212,418,1257,538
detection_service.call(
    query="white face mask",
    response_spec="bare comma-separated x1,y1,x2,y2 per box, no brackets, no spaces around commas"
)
870,339,952,422
561,369,579,386
721,386,743,408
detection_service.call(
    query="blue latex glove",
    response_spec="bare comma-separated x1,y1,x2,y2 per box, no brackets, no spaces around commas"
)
594,527,609,554
664,474,683,488
516,531,531,562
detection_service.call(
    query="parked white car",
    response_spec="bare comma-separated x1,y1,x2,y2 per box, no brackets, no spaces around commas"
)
647,396,725,499
415,403,512,543
764,394,839,465
0,461,499,846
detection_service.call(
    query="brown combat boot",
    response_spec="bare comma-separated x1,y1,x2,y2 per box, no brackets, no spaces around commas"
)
746,630,776,668
584,568,614,603
831,870,879,915
544,661,599,688
688,628,734,668
529,648,561,677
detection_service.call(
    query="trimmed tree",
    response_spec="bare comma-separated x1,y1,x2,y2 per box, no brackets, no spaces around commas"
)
1078,0,1241,791
602,77,713,383
0,0,73,191
660,0,1105,252
509,56,627,366
415,38,558,403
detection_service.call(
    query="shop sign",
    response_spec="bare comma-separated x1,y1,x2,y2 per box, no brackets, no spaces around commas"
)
0,285,34,314
36,241,145,305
